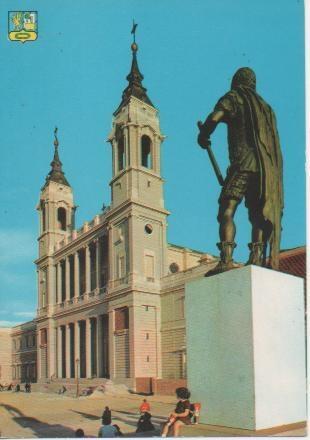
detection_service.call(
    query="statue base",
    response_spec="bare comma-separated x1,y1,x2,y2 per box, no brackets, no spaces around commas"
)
185,266,306,430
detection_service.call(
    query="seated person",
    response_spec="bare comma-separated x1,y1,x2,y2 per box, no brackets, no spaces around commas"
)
139,399,151,414
161,387,192,437
136,412,155,433
102,406,112,423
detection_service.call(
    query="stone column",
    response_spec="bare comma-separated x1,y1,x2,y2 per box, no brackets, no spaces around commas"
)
65,324,71,378
74,252,80,297
112,141,116,176
74,321,80,377
48,319,57,379
65,258,70,301
97,315,103,377
85,318,92,378
128,214,134,283
108,225,113,289
37,329,42,380
57,263,62,303
36,269,41,309
47,262,56,307
108,310,115,379
85,245,91,294
57,326,62,378
126,125,131,166
95,239,100,290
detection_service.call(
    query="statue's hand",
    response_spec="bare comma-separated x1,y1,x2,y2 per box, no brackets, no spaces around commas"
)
198,134,211,149
197,121,211,149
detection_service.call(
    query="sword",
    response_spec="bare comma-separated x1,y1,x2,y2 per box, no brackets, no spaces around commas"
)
197,121,225,187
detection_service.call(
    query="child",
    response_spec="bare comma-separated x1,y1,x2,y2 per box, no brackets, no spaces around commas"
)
161,387,192,437
139,398,151,414
102,406,112,424
192,402,201,424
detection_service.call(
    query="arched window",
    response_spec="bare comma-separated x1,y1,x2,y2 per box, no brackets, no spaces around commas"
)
57,207,66,230
117,136,125,171
141,135,152,168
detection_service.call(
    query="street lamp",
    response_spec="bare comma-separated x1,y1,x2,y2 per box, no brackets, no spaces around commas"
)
75,358,80,398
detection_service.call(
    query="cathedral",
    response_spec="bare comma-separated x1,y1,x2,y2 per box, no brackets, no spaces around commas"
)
11,36,217,393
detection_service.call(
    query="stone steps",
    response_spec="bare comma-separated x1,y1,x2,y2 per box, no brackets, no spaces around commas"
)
30,378,133,397
31,378,109,396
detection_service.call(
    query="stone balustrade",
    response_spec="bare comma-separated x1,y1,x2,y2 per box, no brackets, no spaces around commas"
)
55,287,107,313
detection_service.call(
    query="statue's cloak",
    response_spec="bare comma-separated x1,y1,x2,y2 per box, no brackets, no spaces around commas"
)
236,86,284,269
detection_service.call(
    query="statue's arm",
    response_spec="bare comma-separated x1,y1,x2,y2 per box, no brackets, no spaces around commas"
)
197,110,225,148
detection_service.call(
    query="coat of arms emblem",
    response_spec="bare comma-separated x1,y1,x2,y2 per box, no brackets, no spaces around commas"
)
8,11,38,43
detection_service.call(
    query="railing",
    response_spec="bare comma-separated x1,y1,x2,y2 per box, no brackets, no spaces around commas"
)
113,276,128,288
37,306,47,316
55,286,107,312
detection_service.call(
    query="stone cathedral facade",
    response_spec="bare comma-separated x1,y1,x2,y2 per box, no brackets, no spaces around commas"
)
14,38,218,393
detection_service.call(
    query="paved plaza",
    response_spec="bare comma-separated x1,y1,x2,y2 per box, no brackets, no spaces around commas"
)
0,391,306,438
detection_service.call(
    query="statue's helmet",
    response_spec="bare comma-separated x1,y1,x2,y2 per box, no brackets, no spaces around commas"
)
231,67,256,90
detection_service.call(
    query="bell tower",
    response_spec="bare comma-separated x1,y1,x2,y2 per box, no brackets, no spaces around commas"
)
106,28,169,291
37,128,75,259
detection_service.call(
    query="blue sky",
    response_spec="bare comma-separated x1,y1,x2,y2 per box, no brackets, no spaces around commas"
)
0,0,305,326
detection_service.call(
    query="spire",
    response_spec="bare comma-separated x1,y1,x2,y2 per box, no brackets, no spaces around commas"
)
44,127,70,187
114,21,154,115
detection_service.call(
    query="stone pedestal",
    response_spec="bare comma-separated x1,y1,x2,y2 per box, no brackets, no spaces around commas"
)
185,266,306,431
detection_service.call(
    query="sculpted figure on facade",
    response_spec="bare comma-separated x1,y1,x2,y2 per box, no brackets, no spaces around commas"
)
197,67,283,275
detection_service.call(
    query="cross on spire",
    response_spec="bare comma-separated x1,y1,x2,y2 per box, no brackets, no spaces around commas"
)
131,20,138,44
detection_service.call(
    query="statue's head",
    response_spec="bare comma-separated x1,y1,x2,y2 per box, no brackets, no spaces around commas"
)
231,67,256,90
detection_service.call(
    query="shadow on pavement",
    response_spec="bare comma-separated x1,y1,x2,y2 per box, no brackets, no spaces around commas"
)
71,410,100,420
113,409,166,422
123,430,160,437
112,414,138,429
1,403,76,438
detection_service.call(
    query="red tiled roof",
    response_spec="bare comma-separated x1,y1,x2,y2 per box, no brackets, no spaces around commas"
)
279,246,306,279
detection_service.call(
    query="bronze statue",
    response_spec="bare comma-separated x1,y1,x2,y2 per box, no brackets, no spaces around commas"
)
197,67,283,275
